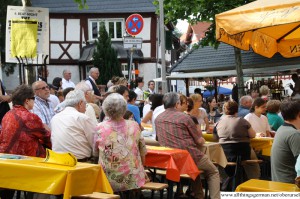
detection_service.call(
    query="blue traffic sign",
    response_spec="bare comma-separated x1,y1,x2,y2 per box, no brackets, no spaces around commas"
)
125,14,144,36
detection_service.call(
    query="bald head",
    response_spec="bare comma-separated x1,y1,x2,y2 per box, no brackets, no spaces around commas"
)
239,95,253,108
32,81,50,100
63,69,72,80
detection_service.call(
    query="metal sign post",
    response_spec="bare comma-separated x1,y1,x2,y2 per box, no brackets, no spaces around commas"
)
123,37,143,84
124,13,144,87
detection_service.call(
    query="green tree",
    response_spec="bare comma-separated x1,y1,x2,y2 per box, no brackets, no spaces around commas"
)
93,23,122,85
154,0,255,97
73,0,88,9
154,0,254,48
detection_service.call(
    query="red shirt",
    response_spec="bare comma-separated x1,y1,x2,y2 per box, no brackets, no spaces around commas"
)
155,108,204,163
0,105,51,157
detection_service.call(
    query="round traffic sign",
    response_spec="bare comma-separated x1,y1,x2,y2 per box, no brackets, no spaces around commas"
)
125,14,144,36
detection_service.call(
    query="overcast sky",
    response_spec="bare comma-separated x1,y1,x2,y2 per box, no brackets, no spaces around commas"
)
176,19,188,33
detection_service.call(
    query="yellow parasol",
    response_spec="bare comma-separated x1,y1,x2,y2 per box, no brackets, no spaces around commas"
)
216,0,300,58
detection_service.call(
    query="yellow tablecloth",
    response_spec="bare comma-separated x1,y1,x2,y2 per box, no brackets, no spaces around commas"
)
236,179,300,192
250,137,274,156
0,155,113,198
202,132,216,142
200,142,228,168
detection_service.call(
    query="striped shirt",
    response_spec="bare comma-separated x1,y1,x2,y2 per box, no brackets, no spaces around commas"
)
155,108,204,163
32,96,55,126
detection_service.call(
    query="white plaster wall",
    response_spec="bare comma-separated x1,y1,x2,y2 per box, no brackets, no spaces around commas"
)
66,19,80,41
67,44,80,59
50,44,63,59
136,17,151,40
2,65,80,91
142,43,151,58
157,44,171,62
50,19,64,41
48,65,80,85
138,62,158,90
2,66,19,91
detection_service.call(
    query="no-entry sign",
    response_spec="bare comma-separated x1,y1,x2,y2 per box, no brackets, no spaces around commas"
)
125,14,144,36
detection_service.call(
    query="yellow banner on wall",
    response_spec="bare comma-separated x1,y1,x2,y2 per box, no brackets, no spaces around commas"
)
10,19,38,58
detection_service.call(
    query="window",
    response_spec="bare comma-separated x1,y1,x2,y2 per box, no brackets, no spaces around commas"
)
89,19,124,41
121,63,128,78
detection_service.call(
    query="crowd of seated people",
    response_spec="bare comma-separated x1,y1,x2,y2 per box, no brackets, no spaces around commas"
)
1,72,300,199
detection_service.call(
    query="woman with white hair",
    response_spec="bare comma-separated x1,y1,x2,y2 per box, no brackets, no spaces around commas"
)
95,93,147,193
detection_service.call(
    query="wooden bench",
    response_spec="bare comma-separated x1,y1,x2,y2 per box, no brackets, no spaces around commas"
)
72,192,120,199
141,182,169,191
141,182,168,199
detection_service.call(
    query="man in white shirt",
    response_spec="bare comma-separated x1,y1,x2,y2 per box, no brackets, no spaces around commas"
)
75,81,98,123
85,67,102,101
62,69,75,89
50,90,97,161
134,77,144,117
151,104,165,139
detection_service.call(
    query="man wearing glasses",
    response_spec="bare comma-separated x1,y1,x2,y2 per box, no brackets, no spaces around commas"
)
32,81,55,130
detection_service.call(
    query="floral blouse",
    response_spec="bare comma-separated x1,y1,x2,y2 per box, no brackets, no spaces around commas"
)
95,119,147,192
0,105,51,157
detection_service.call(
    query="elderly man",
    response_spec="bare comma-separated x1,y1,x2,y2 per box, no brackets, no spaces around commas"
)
271,100,300,183
238,95,253,118
32,81,55,129
75,81,98,123
85,67,101,99
62,69,75,89
155,92,220,199
50,90,97,161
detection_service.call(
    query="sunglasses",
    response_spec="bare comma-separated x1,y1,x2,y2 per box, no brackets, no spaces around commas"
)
28,97,35,100
35,86,49,90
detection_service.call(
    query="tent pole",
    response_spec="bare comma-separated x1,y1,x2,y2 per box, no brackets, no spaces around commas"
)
234,47,245,98
185,78,189,96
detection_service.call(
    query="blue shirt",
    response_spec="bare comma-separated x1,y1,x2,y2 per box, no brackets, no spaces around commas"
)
32,96,55,126
127,104,141,124
238,106,250,118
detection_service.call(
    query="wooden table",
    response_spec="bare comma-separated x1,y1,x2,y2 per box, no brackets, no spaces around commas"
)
236,179,300,192
0,154,113,199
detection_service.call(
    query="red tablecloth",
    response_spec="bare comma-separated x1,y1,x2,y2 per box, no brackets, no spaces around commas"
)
145,146,201,182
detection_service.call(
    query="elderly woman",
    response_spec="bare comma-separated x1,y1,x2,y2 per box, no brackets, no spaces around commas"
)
0,85,51,157
259,85,270,101
215,101,257,182
95,93,147,193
